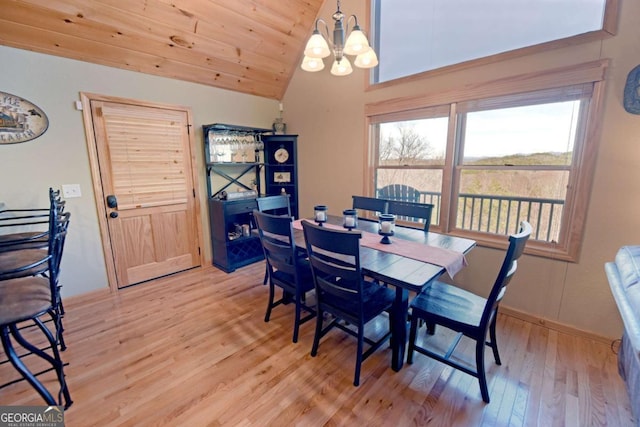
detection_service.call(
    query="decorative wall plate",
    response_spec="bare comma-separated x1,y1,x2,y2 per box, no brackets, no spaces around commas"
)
0,91,49,144
623,65,640,115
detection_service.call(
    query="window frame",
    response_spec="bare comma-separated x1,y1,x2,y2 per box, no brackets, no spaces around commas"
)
365,60,608,261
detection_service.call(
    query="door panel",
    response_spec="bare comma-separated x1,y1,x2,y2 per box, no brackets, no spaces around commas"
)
91,100,200,288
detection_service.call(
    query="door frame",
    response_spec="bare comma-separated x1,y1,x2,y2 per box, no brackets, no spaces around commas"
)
80,92,204,292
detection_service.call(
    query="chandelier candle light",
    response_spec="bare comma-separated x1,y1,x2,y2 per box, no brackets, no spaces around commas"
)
301,0,378,76
378,214,396,244
314,205,328,226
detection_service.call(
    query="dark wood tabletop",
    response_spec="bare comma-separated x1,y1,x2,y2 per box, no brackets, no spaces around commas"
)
294,215,476,371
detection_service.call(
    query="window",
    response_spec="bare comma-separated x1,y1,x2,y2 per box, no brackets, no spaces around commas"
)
366,61,607,260
375,115,448,226
370,0,613,84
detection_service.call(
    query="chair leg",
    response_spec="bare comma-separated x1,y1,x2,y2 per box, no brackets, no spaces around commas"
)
489,315,501,365
354,324,364,386
292,294,301,343
30,318,72,409
57,289,66,315
310,309,323,357
406,314,419,364
48,308,66,351
426,321,436,335
264,283,275,322
475,339,490,403
262,265,268,285
1,325,57,406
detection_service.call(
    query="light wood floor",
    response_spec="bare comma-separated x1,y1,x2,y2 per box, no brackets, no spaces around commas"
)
0,263,635,426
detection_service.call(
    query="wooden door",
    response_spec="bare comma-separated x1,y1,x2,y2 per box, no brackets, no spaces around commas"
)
89,98,201,288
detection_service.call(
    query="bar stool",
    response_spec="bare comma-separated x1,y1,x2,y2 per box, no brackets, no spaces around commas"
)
0,203,72,408
0,189,69,349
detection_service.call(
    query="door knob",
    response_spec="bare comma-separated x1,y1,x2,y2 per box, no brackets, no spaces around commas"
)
106,195,118,208
109,211,118,218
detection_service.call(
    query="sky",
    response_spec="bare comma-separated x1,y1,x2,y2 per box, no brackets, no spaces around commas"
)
376,0,607,82
381,100,580,159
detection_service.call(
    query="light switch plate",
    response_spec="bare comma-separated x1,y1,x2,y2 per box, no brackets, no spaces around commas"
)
62,184,82,198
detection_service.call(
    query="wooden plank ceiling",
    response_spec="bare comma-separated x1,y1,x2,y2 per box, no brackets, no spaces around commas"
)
0,0,325,100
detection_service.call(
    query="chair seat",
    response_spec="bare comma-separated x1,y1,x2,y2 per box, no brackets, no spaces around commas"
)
0,231,46,242
0,248,49,279
0,276,51,324
410,280,487,330
322,280,395,323
271,258,315,294
0,232,48,252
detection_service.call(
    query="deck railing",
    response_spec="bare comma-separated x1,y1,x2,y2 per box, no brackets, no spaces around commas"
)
380,190,564,242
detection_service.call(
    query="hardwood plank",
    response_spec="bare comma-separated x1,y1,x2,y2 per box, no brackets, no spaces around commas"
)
0,264,632,426
0,19,282,99
2,0,326,99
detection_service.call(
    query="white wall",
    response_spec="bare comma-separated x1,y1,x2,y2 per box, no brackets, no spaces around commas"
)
0,45,280,297
283,0,640,339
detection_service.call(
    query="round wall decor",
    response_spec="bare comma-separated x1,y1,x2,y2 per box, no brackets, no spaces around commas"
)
0,91,49,144
623,65,640,115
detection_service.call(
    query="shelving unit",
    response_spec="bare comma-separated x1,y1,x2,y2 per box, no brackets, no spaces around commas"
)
203,123,270,272
202,125,300,272
208,197,262,272
203,123,271,198
262,134,299,218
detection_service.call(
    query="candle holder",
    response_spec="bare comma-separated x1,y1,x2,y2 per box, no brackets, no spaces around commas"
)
378,214,396,244
314,205,328,226
342,209,357,231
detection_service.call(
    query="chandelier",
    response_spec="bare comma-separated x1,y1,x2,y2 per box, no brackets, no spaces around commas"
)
300,0,379,76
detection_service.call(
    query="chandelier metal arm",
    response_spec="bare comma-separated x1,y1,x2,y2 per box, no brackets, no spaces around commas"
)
314,18,331,45
346,14,358,33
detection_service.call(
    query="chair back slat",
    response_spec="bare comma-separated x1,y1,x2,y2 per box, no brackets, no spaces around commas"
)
256,195,291,216
352,196,388,218
386,200,434,231
0,187,65,250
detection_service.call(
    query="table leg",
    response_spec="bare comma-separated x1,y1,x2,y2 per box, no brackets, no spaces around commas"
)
391,286,409,371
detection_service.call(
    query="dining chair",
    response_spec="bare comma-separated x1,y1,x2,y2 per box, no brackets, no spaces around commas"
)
386,200,434,232
301,220,396,386
407,221,532,403
0,202,73,408
253,210,315,343
351,195,388,220
256,194,293,285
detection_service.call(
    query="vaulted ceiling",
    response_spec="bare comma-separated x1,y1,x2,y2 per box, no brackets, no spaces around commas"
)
0,0,326,100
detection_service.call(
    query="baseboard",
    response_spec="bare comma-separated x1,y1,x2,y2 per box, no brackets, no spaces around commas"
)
500,305,616,346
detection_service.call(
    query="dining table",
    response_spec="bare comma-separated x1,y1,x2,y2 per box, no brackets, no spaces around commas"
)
291,214,476,371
